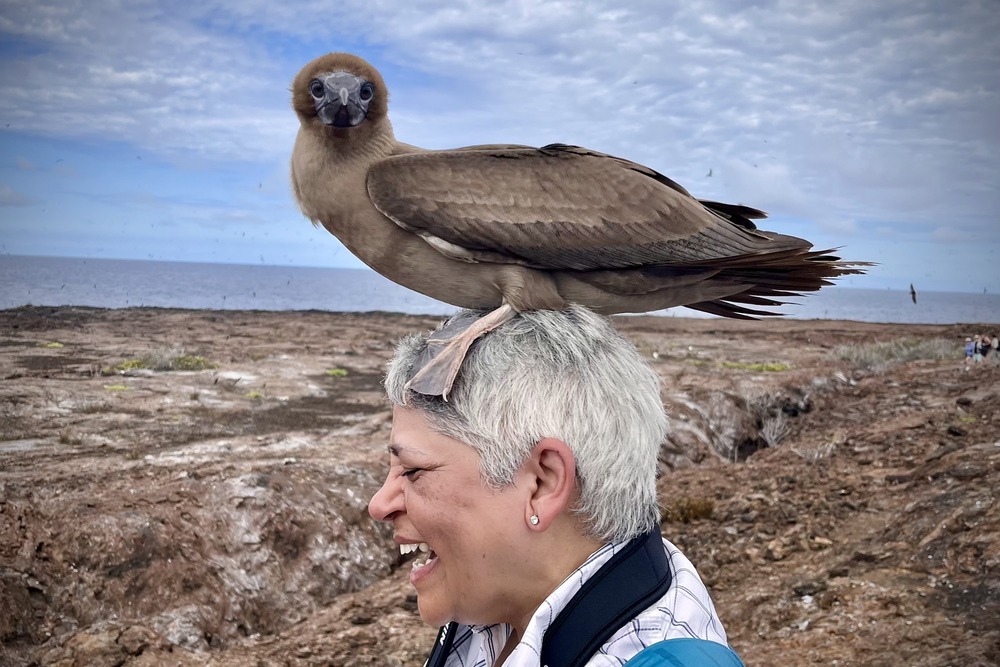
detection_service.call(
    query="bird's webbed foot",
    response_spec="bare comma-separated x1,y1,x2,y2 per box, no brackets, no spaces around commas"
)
405,304,516,400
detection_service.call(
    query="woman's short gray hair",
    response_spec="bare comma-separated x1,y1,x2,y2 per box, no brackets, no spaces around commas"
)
384,306,666,543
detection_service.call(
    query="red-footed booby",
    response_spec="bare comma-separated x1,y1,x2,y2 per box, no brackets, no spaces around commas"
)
290,53,866,398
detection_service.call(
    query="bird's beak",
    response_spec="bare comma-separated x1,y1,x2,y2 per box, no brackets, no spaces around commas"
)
314,72,371,128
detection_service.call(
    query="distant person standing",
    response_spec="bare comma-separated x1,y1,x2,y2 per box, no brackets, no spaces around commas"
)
972,335,985,365
992,335,999,365
964,337,975,371
981,335,994,364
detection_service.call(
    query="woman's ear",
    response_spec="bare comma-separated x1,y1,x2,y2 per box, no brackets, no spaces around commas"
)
524,438,577,530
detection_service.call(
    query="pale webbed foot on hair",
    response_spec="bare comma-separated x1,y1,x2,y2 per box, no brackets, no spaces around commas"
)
406,303,517,400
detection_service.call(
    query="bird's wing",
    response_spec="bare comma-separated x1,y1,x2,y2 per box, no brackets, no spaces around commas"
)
368,144,780,271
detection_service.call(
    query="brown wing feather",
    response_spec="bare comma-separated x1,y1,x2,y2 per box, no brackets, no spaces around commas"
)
367,144,791,271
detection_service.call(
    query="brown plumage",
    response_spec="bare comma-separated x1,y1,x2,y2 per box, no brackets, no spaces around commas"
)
290,52,866,397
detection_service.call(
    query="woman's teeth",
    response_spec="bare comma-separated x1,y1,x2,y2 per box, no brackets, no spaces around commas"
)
399,542,434,570
399,542,429,555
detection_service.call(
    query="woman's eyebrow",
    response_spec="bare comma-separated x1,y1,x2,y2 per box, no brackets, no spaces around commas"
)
387,443,426,457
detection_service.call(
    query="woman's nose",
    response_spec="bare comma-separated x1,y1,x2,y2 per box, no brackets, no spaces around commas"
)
368,470,404,521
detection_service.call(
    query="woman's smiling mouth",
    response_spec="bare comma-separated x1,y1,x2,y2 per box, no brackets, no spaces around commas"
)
400,542,438,583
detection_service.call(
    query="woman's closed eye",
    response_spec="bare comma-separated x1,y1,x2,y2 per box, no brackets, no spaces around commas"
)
401,467,425,479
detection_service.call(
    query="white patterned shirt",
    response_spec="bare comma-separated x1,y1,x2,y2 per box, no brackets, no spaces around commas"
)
437,538,729,667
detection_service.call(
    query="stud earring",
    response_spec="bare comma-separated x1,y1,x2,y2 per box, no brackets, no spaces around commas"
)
529,514,540,526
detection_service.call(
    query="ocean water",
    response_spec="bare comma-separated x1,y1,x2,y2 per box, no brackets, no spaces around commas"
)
0,255,453,315
1,255,998,325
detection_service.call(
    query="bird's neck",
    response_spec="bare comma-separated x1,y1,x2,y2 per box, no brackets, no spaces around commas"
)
318,120,397,163
291,120,403,251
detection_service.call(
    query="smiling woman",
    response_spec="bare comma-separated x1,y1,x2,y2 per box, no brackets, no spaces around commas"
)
367,306,744,666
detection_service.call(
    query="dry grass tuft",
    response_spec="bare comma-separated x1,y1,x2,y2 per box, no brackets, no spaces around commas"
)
833,338,954,371
57,431,83,445
662,496,716,523
760,413,790,447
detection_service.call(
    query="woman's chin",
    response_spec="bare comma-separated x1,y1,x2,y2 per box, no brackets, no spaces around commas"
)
416,594,449,628
412,557,447,625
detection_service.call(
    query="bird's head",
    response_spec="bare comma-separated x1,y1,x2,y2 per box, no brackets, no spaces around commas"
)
291,53,388,133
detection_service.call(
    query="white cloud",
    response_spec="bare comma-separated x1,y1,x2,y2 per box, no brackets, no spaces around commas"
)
0,0,297,162
0,184,37,206
931,226,972,243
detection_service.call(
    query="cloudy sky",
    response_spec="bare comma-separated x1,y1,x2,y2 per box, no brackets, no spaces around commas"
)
1,0,997,293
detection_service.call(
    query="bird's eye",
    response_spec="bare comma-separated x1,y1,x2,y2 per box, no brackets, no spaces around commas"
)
359,82,375,102
309,80,325,98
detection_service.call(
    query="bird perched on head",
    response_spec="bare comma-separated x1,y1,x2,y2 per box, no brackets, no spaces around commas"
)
290,52,866,398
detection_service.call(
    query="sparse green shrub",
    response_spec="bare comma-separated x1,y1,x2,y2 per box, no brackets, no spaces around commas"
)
722,361,790,372
113,348,217,372
172,355,214,371
326,368,349,377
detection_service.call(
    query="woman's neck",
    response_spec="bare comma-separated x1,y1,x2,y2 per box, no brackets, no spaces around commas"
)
496,522,605,662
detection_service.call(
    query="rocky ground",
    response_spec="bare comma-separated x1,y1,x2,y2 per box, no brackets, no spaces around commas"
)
0,306,997,666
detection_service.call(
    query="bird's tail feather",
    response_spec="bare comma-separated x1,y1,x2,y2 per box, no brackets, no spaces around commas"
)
685,251,872,318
